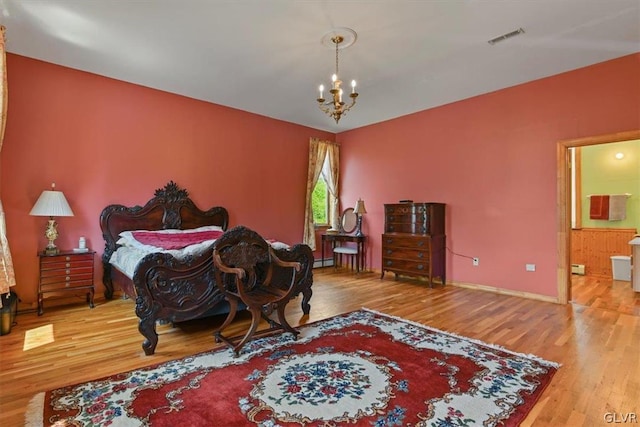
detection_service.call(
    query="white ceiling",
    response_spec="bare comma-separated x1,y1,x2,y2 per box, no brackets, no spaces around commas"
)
1,1,639,133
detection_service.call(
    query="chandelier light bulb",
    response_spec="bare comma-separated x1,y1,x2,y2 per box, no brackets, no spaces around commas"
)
319,84,324,99
351,80,356,93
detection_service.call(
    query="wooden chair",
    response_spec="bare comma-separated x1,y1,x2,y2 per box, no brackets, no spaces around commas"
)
212,225,300,356
333,207,360,271
333,245,359,270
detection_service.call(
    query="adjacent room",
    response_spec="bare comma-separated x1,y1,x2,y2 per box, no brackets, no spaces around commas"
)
0,1,639,426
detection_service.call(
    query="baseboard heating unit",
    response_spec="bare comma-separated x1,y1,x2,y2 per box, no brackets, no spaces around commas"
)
571,264,585,275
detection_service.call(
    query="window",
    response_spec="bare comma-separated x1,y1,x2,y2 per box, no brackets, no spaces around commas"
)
303,138,339,250
312,175,329,226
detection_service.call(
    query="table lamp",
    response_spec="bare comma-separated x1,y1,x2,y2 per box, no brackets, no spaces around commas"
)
353,198,367,237
30,183,74,255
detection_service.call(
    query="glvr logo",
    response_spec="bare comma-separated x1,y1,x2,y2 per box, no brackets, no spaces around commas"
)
604,413,638,423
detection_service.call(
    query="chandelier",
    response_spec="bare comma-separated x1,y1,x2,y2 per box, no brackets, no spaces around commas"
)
316,32,359,123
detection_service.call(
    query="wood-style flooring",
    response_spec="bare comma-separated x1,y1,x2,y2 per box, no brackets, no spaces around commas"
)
0,269,638,426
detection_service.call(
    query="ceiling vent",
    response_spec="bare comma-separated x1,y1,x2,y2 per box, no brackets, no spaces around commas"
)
488,28,525,45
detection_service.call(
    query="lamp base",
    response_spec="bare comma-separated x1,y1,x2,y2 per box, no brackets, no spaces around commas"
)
44,219,60,255
44,246,59,256
354,215,364,237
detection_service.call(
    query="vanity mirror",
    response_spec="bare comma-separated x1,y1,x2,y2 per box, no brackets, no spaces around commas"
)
340,207,357,234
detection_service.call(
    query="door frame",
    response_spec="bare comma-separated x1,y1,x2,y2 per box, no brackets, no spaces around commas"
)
556,129,640,304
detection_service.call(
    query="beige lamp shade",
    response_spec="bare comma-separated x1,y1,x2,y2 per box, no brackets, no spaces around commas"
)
354,199,367,215
30,188,74,217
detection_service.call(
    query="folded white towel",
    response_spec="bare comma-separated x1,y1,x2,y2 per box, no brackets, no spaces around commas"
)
608,194,628,220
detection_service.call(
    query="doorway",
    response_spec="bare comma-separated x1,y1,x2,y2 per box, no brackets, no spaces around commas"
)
557,130,640,303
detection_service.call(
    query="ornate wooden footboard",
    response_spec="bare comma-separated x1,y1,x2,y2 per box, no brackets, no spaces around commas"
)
132,241,313,356
100,181,314,355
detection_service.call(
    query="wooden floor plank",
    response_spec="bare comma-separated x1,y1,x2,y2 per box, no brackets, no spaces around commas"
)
0,269,638,425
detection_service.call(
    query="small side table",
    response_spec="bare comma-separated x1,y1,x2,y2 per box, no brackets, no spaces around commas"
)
38,250,95,315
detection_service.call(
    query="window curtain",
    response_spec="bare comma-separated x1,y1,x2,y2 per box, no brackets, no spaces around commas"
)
0,26,16,306
303,138,339,251
322,143,340,231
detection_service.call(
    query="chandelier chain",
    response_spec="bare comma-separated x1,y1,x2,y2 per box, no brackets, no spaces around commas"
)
334,37,339,76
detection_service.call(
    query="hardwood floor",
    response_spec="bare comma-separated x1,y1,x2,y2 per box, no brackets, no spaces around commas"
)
1,269,638,426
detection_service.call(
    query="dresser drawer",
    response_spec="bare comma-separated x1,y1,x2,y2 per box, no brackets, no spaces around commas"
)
382,234,431,249
385,204,427,215
382,257,430,274
382,246,430,260
385,223,429,234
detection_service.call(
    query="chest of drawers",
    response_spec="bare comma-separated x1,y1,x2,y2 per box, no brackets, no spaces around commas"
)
381,203,446,286
38,250,95,315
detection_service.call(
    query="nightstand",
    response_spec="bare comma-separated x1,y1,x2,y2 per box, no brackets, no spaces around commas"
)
38,250,95,315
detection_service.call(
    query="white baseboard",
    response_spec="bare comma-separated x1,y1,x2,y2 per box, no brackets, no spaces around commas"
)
313,258,334,268
448,280,559,304
373,268,559,303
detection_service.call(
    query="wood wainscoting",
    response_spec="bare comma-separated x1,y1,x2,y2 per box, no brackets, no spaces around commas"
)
571,227,637,277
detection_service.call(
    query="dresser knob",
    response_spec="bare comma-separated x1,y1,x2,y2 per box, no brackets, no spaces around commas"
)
65,276,70,281
417,265,424,270
418,252,423,258
386,249,393,255
65,256,71,261
386,239,393,244
65,263,70,268
386,260,393,266
65,269,70,274
417,241,424,247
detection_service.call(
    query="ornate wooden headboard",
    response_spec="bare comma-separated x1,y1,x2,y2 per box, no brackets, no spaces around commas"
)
99,181,229,297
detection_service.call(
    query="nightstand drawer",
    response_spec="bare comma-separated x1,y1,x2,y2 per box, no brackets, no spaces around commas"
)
40,279,94,292
40,269,94,286
40,255,93,268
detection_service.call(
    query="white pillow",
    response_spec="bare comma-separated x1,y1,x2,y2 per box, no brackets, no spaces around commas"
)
268,241,290,250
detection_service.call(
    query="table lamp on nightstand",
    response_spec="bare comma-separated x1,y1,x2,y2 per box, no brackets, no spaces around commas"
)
29,183,74,255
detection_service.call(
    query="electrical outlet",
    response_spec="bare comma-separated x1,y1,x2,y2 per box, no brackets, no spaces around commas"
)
472,257,479,266
526,263,536,272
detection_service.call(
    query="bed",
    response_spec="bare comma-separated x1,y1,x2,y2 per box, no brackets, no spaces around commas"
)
100,181,314,355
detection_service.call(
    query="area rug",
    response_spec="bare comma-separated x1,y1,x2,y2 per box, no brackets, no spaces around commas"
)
26,309,559,426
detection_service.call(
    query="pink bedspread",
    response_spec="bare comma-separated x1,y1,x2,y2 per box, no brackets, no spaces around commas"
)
131,230,223,250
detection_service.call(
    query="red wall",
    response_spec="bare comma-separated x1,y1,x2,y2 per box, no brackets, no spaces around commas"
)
3,53,639,305
338,53,640,297
2,54,334,305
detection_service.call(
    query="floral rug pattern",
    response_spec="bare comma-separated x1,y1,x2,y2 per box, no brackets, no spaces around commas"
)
27,309,559,426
